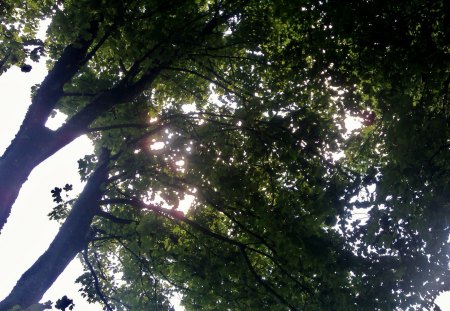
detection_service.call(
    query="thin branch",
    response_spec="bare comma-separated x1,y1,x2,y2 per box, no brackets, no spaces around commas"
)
90,233,135,242
203,196,277,252
195,59,253,97
159,73,207,102
107,171,127,184
56,66,163,140
188,52,267,66
93,249,109,281
96,210,135,224
81,25,114,67
98,121,170,162
118,58,128,74
22,39,44,46
114,237,190,292
240,246,298,311
87,122,154,132
101,198,243,246
82,248,114,311
181,40,253,51
163,66,238,96
146,173,276,255
429,143,450,162
124,44,164,82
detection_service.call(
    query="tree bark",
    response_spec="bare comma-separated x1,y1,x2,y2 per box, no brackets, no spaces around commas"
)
0,127,61,232
0,152,109,311
0,23,99,233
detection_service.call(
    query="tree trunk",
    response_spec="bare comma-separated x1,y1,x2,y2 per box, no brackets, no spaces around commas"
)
0,152,109,310
0,25,98,233
0,126,72,233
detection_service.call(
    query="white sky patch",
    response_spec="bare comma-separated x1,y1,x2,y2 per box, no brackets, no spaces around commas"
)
36,19,51,40
178,194,195,214
150,141,165,150
344,115,363,134
45,109,67,130
331,114,362,162
182,103,196,113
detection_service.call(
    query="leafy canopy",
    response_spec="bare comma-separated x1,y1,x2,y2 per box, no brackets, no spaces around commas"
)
1,0,448,310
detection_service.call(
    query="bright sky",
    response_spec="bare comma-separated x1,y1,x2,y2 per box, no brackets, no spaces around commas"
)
0,23,448,311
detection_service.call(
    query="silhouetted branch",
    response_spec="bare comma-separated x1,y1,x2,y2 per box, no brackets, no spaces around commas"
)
96,210,135,224
239,246,298,311
88,123,154,132
82,248,114,311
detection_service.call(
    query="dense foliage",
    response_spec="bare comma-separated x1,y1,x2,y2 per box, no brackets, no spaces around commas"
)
0,0,448,310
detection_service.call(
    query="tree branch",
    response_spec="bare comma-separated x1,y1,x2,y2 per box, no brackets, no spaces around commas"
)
87,122,154,132
100,198,245,247
113,237,190,292
163,66,238,95
82,248,114,311
55,66,163,142
96,210,135,224
239,246,299,311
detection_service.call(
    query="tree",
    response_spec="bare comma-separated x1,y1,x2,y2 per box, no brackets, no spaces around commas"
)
0,0,448,310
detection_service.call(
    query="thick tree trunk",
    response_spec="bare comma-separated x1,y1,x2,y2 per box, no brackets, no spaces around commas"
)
0,127,54,231
0,126,72,233
0,153,109,311
0,25,98,233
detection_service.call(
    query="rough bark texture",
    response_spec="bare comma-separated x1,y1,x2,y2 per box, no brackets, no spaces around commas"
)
0,25,98,233
0,153,109,311
0,127,59,232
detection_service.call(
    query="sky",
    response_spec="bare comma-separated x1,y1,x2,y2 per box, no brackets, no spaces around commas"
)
0,23,448,311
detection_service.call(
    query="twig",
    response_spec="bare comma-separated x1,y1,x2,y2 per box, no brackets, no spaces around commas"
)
239,246,298,311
